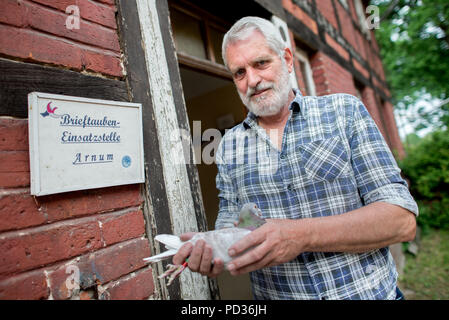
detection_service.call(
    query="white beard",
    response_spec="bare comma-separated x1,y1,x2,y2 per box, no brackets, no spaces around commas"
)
239,61,292,117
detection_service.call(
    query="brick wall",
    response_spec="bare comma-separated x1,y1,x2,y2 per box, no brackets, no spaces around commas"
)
0,1,154,300
311,52,358,97
0,0,123,77
0,118,153,300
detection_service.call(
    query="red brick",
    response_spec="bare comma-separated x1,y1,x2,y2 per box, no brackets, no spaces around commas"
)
0,191,47,232
282,0,318,35
0,151,29,173
315,0,339,30
373,76,382,91
362,87,387,137
311,52,357,96
0,151,30,188
0,0,27,27
94,0,116,6
99,267,154,300
0,24,122,76
99,210,146,246
355,30,365,59
41,184,142,223
325,33,349,61
326,58,356,95
81,49,123,77
353,59,370,80
375,55,386,82
29,0,118,30
0,269,49,299
0,173,29,189
348,0,359,23
0,185,142,232
336,2,359,53
0,215,103,278
47,237,151,299
0,118,28,151
0,24,84,70
25,1,121,52
370,30,380,53
382,101,406,159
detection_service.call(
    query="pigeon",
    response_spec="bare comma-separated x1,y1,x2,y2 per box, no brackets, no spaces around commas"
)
40,102,58,117
143,202,265,285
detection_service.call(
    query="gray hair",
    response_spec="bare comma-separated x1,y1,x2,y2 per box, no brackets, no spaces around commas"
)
221,17,287,68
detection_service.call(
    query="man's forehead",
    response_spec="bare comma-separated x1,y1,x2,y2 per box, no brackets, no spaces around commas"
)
226,33,279,69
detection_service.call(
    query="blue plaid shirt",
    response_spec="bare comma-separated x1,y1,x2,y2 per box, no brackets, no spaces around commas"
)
215,90,418,300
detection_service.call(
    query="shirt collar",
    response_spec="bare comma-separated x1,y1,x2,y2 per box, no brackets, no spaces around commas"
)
243,89,304,130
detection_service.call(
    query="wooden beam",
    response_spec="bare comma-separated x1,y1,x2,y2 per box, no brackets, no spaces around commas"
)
116,0,179,299
0,58,128,118
136,0,210,299
254,0,286,20
155,0,220,300
118,0,211,300
177,52,232,80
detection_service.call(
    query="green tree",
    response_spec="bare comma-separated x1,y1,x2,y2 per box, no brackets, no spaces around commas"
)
372,0,449,131
399,130,449,229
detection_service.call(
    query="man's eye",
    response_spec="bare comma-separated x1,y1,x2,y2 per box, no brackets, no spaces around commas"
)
234,69,245,78
257,60,268,67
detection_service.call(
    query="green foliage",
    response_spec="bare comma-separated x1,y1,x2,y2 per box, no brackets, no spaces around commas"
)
371,0,449,130
399,130,449,229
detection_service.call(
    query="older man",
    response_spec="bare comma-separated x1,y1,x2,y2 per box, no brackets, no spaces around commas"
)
174,16,418,300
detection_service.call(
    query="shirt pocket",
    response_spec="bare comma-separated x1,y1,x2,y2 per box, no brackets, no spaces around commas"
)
297,136,349,182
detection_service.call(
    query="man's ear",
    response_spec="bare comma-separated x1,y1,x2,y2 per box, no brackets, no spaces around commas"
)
283,47,294,73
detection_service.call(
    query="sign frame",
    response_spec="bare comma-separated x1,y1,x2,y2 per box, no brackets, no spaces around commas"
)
28,92,145,196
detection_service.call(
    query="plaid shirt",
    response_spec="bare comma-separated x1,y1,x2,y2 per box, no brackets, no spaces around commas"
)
215,90,418,300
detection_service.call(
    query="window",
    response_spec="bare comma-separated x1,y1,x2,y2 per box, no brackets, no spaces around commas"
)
295,48,316,96
169,2,229,77
171,8,208,59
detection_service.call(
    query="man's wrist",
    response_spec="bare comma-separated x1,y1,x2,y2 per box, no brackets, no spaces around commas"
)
286,218,313,254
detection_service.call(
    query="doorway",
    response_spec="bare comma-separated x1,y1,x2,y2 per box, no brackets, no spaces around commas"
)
179,66,253,300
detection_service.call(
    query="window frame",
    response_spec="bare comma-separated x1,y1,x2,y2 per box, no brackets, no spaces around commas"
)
169,1,232,79
295,48,316,96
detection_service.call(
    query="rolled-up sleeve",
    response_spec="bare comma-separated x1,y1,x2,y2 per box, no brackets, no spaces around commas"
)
349,97,418,216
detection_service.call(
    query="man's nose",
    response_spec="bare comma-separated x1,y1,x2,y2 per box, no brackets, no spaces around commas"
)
246,68,261,89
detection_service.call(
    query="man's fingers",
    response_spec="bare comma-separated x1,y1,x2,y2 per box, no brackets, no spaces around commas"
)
230,253,274,276
227,240,270,273
187,240,205,272
209,258,224,278
173,242,192,265
228,227,265,257
199,244,213,275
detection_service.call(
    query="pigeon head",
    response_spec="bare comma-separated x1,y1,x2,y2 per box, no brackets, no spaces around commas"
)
236,202,266,231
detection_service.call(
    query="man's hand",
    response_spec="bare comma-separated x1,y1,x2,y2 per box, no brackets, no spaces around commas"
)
226,219,305,276
172,232,225,278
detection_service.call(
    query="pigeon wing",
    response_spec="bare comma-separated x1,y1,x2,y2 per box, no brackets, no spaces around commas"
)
155,234,183,251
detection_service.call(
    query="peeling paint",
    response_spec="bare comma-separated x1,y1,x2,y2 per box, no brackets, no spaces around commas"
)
135,0,210,300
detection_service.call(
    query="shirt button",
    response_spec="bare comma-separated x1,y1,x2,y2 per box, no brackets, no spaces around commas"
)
287,184,293,191
280,154,286,160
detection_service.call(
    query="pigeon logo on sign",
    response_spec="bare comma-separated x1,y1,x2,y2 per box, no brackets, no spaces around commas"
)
40,102,62,118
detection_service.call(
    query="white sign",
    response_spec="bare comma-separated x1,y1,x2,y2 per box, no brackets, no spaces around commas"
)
28,92,145,196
